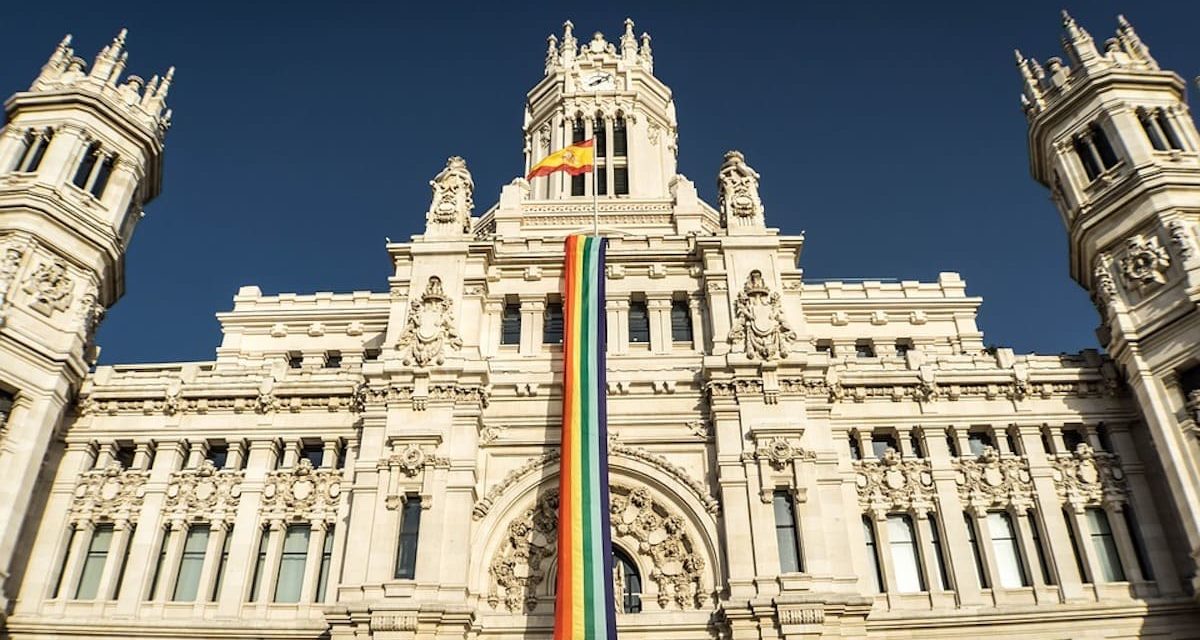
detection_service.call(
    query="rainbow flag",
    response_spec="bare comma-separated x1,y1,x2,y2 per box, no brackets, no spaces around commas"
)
555,235,617,640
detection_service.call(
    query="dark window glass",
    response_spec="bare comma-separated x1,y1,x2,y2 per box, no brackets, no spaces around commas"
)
317,526,335,601
773,490,802,573
1158,112,1185,150
1140,111,1168,150
206,444,228,470
1095,425,1113,452
1040,430,1053,455
945,433,960,457
500,303,521,345
967,431,994,456
114,443,136,469
964,514,990,588
364,348,381,361
571,173,585,196
614,166,629,195
871,433,898,459
1063,507,1090,582
1027,509,1055,585
628,301,650,344
248,528,269,601
1091,124,1119,169
20,129,52,172
324,351,342,368
210,530,232,601
855,340,875,358
301,443,324,468
1005,432,1021,455
0,390,13,432
274,524,310,603
1062,428,1085,453
928,514,950,590
1073,136,1101,180
543,302,564,344
816,341,834,357
1121,506,1154,580
862,516,884,592
395,496,423,579
596,166,607,195
287,352,303,369
614,547,642,613
613,116,627,156
848,434,862,461
572,119,586,144
909,432,925,458
894,339,912,357
670,300,693,342
72,142,99,188
90,154,116,197
593,117,606,156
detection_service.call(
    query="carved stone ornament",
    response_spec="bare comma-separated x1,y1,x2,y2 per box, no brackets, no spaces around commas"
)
1051,443,1128,510
0,242,24,301
487,484,707,614
22,259,73,316
855,448,935,517
426,156,474,234
260,459,341,522
164,460,243,522
70,464,149,522
1118,234,1170,288
394,444,427,477
952,446,1035,511
717,150,764,226
396,276,463,367
1092,254,1119,310
728,270,797,361
1168,220,1196,260
750,437,815,471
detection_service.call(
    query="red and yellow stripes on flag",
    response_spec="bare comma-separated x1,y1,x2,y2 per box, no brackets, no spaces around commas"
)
555,235,617,640
528,138,595,179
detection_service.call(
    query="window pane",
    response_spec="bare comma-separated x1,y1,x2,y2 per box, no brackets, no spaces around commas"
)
50,526,77,599
1121,507,1153,580
274,524,311,603
395,497,423,579
987,511,1028,588
614,548,642,613
543,302,564,344
628,301,650,344
1086,508,1125,582
964,514,989,588
773,491,801,573
862,516,884,593
888,515,924,593
211,530,232,601
871,434,897,459
855,341,875,358
75,524,114,599
206,445,228,469
614,167,629,195
1092,125,1120,168
72,143,98,188
571,173,585,196
91,155,115,197
967,432,994,456
113,524,136,598
596,167,607,195
613,117,627,156
500,304,521,345
301,444,324,468
670,301,693,342
928,515,949,590
1027,510,1055,585
148,529,169,600
248,528,269,602
172,525,210,601
316,526,335,602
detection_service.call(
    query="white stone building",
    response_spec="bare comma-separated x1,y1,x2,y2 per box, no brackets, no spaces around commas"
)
1,13,1200,639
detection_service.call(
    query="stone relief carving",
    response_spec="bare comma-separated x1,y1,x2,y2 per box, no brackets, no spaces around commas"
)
777,607,825,625
953,446,1035,511
426,156,474,234
1092,254,1119,310
728,270,796,361
396,276,463,367
22,259,73,316
1167,220,1195,260
70,464,149,522
748,437,815,471
717,150,764,226
1051,443,1128,510
163,460,243,522
372,614,418,632
487,484,707,614
260,459,341,522
1118,234,1170,288
855,448,935,517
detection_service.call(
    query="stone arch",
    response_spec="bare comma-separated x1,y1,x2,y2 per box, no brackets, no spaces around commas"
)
473,454,720,615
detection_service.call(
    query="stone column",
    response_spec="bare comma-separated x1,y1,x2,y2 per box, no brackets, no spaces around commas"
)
115,439,186,612
687,297,704,352
1012,510,1049,599
923,431,983,604
969,509,1002,601
226,440,245,471
1016,424,1086,601
647,296,671,354
95,519,133,601
58,520,95,600
1108,422,1183,594
711,394,754,599
216,438,276,613
194,520,229,606
914,513,944,591
1103,503,1144,584
519,297,543,356
482,300,503,358
132,440,155,471
299,520,327,602
1066,507,1103,586
185,441,204,469
871,513,899,597
256,520,286,603
153,520,187,600
0,126,26,170
322,438,339,469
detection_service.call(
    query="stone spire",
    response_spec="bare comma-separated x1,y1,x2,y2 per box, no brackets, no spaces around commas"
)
621,18,638,61
1116,14,1158,69
1060,10,1101,70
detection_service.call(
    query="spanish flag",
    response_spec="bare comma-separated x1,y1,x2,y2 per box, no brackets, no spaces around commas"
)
527,139,595,180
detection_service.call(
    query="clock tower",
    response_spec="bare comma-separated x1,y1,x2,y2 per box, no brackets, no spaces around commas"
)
523,19,677,201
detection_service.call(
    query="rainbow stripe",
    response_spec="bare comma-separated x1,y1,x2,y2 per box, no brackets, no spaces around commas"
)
554,235,617,640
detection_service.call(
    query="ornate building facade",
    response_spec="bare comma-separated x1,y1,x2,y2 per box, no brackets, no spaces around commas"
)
2,14,1200,639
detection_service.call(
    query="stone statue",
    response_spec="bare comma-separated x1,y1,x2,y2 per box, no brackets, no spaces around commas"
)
717,150,764,227
729,270,796,360
426,156,474,235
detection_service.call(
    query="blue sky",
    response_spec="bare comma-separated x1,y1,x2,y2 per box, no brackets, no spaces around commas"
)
1,1,1198,363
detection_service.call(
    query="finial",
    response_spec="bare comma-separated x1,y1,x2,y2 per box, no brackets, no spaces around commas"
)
115,28,128,45
624,18,635,38
563,20,574,38
1014,49,1025,64
60,34,73,48
1117,14,1131,28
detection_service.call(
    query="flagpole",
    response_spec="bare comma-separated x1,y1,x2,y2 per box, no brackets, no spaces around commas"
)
593,89,600,238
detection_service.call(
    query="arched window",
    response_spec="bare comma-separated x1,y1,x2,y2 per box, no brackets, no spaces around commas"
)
571,117,586,196
613,547,642,613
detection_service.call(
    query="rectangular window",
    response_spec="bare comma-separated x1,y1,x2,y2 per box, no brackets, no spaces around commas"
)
815,340,834,357
928,515,949,590
855,340,875,358
862,516,884,593
1086,508,1125,582
90,154,116,197
988,511,1028,588
1063,507,1090,582
75,524,114,599
274,524,311,603
592,119,605,156
888,514,925,593
112,524,135,599
287,351,303,369
324,351,342,368
571,173,585,196
1095,425,1113,453
945,432,960,457
964,514,989,588
1027,509,1055,585
16,128,52,172
395,496,423,579
172,524,210,601
848,433,862,461
210,530,232,601
967,431,994,456
628,300,650,344
1121,506,1153,580
206,443,228,470
114,443,136,469
316,526,335,602
870,433,898,459
614,167,629,195
894,339,912,357
1062,427,1085,453
596,166,608,196
1004,431,1021,456
613,117,627,156
500,303,521,346
248,527,269,602
1158,111,1185,151
1091,124,1120,169
909,431,925,458
670,300,693,342
543,301,564,344
773,490,802,573
148,529,169,599
50,525,78,599
72,142,100,189
301,443,324,468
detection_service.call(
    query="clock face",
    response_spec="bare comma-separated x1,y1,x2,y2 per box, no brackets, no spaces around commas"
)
582,71,615,91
